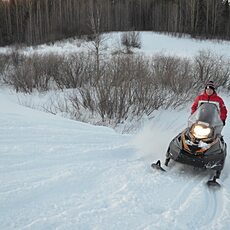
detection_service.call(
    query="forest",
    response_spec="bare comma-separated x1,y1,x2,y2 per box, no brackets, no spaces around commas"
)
0,0,230,46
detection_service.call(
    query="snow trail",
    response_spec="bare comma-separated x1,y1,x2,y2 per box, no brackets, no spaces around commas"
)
1,89,230,229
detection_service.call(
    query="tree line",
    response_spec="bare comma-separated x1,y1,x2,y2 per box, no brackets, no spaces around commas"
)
0,0,230,46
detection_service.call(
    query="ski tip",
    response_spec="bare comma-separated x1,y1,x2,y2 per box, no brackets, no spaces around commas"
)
207,180,221,188
151,161,166,172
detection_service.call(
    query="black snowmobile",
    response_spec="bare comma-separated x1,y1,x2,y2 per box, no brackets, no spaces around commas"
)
152,101,227,186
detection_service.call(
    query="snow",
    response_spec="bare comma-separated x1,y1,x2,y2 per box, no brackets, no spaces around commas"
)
139,32,230,58
1,32,230,229
1,31,230,58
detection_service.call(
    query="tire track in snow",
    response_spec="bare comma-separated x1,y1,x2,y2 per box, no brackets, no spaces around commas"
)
199,186,228,230
147,170,205,229
170,173,225,230
140,168,229,230
168,171,205,211
149,158,229,230
142,171,206,230
201,188,219,226
170,176,224,230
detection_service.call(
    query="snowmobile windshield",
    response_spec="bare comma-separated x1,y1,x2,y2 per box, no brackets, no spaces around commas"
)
188,102,223,135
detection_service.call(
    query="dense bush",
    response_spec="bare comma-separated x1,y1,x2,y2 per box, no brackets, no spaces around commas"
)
2,49,230,125
2,51,62,92
121,32,141,53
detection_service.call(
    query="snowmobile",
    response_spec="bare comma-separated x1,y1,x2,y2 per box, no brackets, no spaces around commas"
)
152,101,227,186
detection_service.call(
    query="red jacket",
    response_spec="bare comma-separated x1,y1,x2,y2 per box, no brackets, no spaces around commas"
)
191,91,227,122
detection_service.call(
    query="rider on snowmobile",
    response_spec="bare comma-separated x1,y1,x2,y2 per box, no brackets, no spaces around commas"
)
191,80,227,126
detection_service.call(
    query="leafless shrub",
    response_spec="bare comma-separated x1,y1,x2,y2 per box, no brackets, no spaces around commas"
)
6,53,61,92
2,47,230,126
0,53,12,83
41,93,72,116
30,54,62,91
150,54,196,108
1,48,26,86
152,55,190,90
4,51,63,92
109,55,166,117
55,53,92,89
68,54,168,125
193,50,230,91
9,46,25,66
7,57,34,93
121,32,141,53
0,53,10,71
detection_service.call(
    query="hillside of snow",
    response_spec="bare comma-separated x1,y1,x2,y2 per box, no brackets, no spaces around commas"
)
1,32,230,229
1,86,230,230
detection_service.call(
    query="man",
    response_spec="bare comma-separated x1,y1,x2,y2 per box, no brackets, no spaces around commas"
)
191,80,227,126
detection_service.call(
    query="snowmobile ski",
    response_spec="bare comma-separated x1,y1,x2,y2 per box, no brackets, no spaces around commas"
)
207,176,221,187
151,160,166,172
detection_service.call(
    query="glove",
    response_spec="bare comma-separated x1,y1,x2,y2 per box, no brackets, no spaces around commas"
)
223,120,226,126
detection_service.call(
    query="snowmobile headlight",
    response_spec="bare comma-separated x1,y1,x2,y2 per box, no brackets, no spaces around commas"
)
191,124,212,139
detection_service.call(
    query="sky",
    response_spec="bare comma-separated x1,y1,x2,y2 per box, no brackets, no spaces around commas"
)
1,32,230,230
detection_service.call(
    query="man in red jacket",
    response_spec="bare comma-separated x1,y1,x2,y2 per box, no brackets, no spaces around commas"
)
191,80,227,126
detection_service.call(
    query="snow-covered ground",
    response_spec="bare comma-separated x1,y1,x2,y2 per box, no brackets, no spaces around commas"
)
1,32,230,58
1,85,230,230
1,32,230,229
